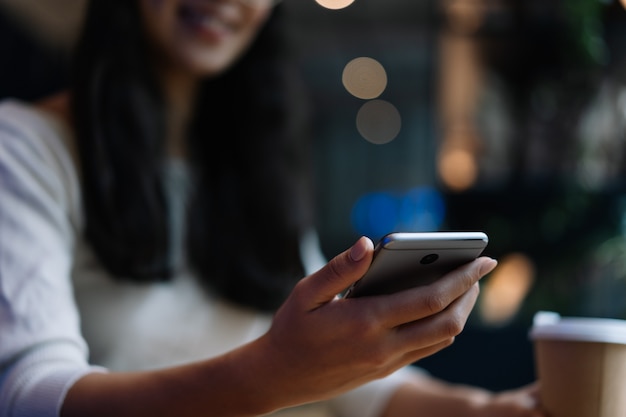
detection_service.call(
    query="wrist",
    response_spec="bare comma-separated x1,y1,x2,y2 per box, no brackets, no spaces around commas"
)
200,336,287,416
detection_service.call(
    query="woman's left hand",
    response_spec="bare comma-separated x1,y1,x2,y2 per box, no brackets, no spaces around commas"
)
381,374,546,417
478,382,544,417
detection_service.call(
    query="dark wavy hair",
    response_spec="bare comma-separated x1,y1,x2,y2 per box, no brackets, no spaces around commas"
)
70,0,315,311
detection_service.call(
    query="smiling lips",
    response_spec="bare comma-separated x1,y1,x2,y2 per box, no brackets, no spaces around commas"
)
178,2,236,42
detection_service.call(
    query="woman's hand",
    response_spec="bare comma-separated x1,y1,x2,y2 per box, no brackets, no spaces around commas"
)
251,236,498,411
381,375,545,417
62,236,497,417
480,383,544,417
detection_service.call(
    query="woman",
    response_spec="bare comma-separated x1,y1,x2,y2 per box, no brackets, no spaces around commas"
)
0,0,544,416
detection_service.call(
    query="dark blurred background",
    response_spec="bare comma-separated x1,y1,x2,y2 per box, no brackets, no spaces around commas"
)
3,0,626,393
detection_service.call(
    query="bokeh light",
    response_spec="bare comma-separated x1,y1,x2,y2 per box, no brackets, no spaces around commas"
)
479,253,536,326
356,99,402,144
437,147,478,191
442,0,488,35
351,192,398,239
314,0,357,10
342,57,388,100
351,187,446,240
399,187,446,231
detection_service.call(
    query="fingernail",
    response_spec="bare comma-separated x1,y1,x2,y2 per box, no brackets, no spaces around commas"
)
350,237,369,262
480,258,498,275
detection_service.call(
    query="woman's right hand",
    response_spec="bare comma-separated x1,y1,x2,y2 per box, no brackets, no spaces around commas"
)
62,236,496,417
251,236,498,412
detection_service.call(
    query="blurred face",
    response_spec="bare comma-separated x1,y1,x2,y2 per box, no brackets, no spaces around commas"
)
139,0,273,78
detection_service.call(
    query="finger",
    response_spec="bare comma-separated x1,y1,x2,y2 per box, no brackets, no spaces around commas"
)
369,337,458,379
393,282,480,349
375,257,496,328
297,236,374,308
396,337,457,369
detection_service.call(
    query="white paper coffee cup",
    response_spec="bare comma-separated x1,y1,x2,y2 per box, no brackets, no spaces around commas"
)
530,311,626,417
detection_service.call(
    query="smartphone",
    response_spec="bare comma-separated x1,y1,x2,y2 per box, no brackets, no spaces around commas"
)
343,231,489,298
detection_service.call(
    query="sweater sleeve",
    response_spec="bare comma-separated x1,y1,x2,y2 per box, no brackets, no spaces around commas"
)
0,102,103,417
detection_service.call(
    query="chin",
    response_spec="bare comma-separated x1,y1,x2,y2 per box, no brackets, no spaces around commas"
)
179,47,244,78
187,60,234,78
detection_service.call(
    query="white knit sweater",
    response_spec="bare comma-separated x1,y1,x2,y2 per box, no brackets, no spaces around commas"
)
0,99,415,417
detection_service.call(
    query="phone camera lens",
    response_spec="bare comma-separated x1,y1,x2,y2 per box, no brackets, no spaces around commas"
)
420,253,439,265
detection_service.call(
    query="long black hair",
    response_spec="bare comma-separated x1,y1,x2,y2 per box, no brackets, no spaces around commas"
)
71,0,315,311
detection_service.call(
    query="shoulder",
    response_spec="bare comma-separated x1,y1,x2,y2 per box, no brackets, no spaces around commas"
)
0,93,76,172
0,92,76,161
0,94,82,225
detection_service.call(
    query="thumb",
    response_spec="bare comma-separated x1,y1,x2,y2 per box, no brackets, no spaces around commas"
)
301,236,374,307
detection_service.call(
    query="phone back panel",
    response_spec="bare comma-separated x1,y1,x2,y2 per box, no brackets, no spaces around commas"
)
345,232,488,298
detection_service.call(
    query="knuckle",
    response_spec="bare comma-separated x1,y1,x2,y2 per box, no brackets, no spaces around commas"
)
361,345,392,369
327,257,342,278
351,311,382,338
443,311,466,337
459,265,479,289
326,255,347,283
344,310,391,369
424,291,448,314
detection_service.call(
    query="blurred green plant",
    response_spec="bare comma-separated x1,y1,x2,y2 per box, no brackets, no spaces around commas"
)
563,0,609,66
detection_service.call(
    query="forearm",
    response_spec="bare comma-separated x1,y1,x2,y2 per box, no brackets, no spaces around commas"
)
380,374,542,417
61,239,500,417
381,375,490,417
61,337,287,417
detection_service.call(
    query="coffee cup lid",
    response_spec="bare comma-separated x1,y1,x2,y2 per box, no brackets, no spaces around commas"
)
530,311,626,344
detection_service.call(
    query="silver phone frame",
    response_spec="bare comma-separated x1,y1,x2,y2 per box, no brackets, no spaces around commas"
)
344,231,488,298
